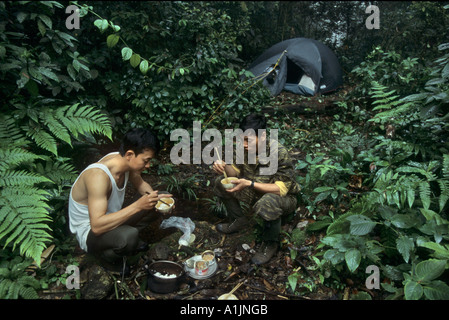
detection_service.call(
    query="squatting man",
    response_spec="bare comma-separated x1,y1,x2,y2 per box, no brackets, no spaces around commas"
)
212,113,300,265
68,128,172,273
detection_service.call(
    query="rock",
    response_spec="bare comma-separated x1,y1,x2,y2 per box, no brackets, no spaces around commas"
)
81,264,114,299
296,220,309,229
148,242,172,260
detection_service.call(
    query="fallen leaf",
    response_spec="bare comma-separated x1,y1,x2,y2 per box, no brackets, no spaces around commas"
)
263,279,274,291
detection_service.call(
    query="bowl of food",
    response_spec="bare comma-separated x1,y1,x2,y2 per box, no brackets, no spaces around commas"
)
155,197,175,214
201,250,216,265
194,260,209,276
221,177,238,190
147,260,185,294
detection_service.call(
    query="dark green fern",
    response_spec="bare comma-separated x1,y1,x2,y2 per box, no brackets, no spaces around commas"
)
0,256,40,299
0,102,112,266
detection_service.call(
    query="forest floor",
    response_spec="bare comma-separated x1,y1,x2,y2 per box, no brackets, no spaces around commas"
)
37,87,377,301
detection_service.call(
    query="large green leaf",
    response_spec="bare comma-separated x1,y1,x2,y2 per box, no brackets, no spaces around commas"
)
396,236,414,263
139,60,149,75
121,47,133,61
423,280,449,300
345,248,361,273
404,280,423,300
347,214,377,235
419,242,449,259
106,34,120,48
130,53,141,68
94,19,108,32
414,259,447,282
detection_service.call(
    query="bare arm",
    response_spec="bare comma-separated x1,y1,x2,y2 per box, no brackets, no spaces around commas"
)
129,170,154,195
86,170,158,235
227,178,281,196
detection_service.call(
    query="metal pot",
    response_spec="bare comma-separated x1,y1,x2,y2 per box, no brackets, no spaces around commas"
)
147,260,185,294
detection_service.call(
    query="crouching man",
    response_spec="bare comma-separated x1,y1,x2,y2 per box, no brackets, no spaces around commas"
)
212,113,300,265
68,128,171,273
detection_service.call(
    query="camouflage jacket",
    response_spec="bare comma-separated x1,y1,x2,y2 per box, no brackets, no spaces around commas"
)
232,142,301,196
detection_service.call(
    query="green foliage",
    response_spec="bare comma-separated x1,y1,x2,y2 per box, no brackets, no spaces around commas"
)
0,1,113,268
0,104,111,265
351,47,428,97
204,195,228,218
315,44,449,299
158,175,199,201
0,256,40,299
85,1,270,141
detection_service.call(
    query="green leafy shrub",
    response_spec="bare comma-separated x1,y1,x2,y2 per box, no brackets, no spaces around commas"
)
351,46,429,97
0,255,40,299
316,44,449,299
0,1,113,267
86,1,271,141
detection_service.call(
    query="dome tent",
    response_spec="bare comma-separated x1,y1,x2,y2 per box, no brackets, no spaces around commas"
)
248,38,343,96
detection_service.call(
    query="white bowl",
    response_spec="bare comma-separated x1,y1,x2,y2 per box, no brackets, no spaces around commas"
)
221,177,238,189
218,293,238,300
156,197,175,213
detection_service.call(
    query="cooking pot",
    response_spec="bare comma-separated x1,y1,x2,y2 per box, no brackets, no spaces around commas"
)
147,260,185,294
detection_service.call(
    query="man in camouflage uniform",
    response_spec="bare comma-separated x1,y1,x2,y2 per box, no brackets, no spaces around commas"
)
212,113,300,265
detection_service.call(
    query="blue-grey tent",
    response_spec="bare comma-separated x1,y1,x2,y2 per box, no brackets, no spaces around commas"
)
248,38,343,96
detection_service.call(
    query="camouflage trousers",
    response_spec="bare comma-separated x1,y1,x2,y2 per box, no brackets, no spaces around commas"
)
213,177,297,242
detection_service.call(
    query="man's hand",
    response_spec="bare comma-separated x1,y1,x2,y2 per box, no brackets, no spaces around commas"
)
212,160,226,175
226,179,251,193
136,191,159,211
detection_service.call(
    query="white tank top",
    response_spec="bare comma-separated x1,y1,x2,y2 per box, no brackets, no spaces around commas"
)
68,152,129,252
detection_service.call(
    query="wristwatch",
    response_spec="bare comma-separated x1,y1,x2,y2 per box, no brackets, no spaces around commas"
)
250,180,255,188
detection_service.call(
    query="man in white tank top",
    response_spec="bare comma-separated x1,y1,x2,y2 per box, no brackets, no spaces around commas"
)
68,128,169,273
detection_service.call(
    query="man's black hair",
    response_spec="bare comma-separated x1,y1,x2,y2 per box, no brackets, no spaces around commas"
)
239,113,267,132
119,128,160,156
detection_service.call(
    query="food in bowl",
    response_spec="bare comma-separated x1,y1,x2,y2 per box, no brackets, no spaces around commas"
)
201,250,216,265
194,260,209,276
147,260,184,294
156,197,175,213
153,271,177,279
221,177,238,189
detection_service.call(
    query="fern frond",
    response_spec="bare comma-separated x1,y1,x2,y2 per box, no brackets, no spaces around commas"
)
0,148,43,172
0,257,40,299
419,181,432,210
34,160,77,186
0,187,52,263
443,154,449,180
368,81,416,124
25,123,58,155
0,115,28,149
0,170,52,187
59,103,112,140
18,286,40,299
438,180,449,212
41,109,72,146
